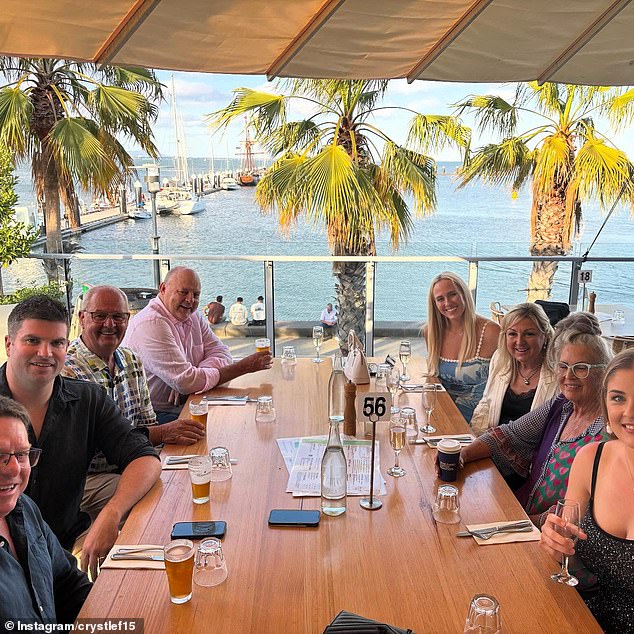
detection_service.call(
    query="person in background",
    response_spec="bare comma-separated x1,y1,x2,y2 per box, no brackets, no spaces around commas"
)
123,268,272,420
320,303,338,338
0,396,92,624
460,320,611,523
470,303,557,437
250,296,266,326
540,349,634,634
204,295,225,325
228,296,248,326
3,296,160,579
424,272,500,422
63,285,205,523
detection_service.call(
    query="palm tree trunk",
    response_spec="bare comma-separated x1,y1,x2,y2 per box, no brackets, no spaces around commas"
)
60,185,81,229
41,143,64,283
334,260,367,351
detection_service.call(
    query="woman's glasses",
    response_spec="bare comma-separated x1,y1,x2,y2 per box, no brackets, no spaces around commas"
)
555,362,606,379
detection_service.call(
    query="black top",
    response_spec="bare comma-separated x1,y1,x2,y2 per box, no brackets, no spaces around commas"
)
499,385,536,426
0,365,159,549
1,495,91,623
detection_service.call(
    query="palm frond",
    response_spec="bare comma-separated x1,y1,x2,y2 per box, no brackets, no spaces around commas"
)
258,120,323,156
532,133,573,198
454,94,517,137
525,82,564,118
406,114,470,155
0,87,33,158
604,87,634,130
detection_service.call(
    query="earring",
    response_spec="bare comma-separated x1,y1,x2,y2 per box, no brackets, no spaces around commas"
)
606,423,613,435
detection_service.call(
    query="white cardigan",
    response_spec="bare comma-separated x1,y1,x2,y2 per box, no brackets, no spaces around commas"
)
470,349,559,436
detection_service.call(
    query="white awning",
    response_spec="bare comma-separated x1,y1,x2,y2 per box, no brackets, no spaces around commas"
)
2,0,634,85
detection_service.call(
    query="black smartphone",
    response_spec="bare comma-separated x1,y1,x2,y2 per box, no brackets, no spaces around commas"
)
170,521,226,540
268,509,320,527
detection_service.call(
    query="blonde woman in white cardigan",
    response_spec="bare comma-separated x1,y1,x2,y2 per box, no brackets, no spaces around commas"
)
471,303,558,438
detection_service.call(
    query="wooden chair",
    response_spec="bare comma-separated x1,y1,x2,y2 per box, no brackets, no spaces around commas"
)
489,301,507,324
610,336,634,354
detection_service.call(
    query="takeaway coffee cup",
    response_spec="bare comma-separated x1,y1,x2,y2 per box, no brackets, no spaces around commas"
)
437,438,462,482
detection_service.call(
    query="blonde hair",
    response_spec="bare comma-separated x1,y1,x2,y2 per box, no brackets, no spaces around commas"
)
497,303,554,382
601,348,634,426
426,272,477,375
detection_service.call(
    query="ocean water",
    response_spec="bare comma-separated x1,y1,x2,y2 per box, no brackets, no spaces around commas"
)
5,159,634,321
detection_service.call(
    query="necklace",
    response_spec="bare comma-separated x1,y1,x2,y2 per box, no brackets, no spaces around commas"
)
517,364,540,386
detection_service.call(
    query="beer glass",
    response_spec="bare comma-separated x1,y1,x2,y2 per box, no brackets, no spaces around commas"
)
164,539,195,604
255,337,271,353
188,455,212,504
189,400,208,429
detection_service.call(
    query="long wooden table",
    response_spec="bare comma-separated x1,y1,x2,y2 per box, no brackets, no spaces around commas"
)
79,359,601,633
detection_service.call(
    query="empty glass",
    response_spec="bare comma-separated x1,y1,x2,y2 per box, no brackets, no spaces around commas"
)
613,309,625,325
432,484,460,524
209,447,233,481
312,326,324,363
188,455,212,504
386,365,401,407
400,407,418,441
375,363,390,390
464,594,501,634
255,395,276,423
420,384,438,434
194,538,228,587
281,345,297,364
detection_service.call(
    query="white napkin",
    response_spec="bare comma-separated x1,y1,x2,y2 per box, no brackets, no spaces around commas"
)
101,544,165,570
161,454,197,470
465,521,540,546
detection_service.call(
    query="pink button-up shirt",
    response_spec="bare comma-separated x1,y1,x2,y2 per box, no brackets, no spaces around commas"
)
122,297,232,409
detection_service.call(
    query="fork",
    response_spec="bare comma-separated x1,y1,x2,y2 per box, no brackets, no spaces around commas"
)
115,546,164,554
471,526,534,540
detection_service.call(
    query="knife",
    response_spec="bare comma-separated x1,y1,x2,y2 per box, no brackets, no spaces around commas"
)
455,520,532,537
111,553,165,561
115,547,163,554
202,395,248,401
166,456,239,465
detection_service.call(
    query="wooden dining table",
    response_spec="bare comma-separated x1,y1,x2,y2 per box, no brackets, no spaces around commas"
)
78,358,601,633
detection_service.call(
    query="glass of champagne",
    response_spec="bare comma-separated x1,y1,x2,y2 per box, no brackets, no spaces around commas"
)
386,365,401,407
312,326,324,363
387,412,406,477
420,384,437,434
550,499,581,586
399,340,411,382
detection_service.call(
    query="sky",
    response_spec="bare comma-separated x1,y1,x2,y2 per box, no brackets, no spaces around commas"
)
148,71,634,164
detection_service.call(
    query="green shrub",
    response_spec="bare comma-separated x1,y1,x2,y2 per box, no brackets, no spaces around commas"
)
0,282,65,305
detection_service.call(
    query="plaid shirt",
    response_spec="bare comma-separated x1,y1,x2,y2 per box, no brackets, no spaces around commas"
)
63,337,156,473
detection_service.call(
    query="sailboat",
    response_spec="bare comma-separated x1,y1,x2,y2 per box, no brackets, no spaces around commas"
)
157,77,205,216
236,121,262,186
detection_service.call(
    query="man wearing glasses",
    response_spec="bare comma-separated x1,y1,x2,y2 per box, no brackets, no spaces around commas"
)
0,396,91,623
2,295,160,580
63,285,205,525
123,266,273,422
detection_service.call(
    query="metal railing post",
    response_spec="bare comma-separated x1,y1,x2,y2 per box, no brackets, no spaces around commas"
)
264,261,275,354
365,261,375,355
468,260,479,303
569,258,582,310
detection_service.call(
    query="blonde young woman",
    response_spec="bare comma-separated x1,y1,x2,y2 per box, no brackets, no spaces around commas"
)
424,272,500,422
470,303,558,437
540,349,634,633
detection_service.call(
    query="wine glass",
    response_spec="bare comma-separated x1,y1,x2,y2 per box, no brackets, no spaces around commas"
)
312,326,324,363
386,365,401,407
387,413,406,477
550,499,581,586
420,384,437,434
399,340,411,382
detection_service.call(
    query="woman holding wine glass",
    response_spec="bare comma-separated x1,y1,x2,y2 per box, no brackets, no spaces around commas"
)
424,272,500,423
540,349,634,634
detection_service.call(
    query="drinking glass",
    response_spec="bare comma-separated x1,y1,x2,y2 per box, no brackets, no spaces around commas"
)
188,456,212,504
312,326,324,363
432,484,460,524
386,365,401,408
281,345,297,364
550,499,581,586
375,363,390,390
209,446,233,482
255,395,276,423
420,384,438,434
612,309,625,325
163,539,195,604
387,413,406,477
194,538,228,587
255,337,271,353
189,400,208,429
399,340,411,382
400,406,418,441
464,594,501,634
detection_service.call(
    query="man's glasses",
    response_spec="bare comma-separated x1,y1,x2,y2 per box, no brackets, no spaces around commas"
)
84,311,130,324
0,448,42,467
555,362,606,379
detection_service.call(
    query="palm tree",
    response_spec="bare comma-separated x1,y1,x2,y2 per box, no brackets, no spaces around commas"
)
209,80,470,343
0,58,162,262
455,83,634,301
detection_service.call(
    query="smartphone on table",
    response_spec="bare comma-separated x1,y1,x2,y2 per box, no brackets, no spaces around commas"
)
268,509,320,527
170,521,227,540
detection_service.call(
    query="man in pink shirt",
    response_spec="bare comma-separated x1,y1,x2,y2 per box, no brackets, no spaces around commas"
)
123,266,273,421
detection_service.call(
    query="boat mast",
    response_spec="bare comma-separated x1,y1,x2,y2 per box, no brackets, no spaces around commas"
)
171,75,190,186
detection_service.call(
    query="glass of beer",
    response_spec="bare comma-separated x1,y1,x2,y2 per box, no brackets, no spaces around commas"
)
163,539,195,604
189,400,208,429
188,456,212,504
255,337,271,353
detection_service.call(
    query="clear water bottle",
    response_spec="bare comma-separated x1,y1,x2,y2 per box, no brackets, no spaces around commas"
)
328,352,346,423
321,418,347,517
